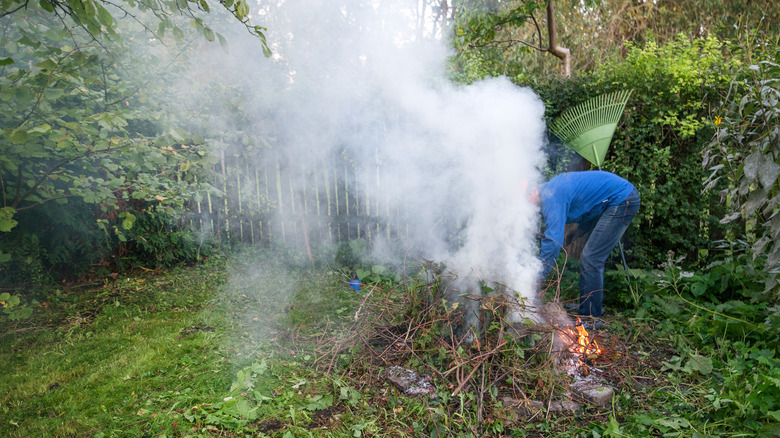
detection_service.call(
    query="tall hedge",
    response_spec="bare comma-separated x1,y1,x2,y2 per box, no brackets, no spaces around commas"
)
527,35,734,269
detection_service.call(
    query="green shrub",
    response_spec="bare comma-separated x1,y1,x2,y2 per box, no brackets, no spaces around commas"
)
703,30,780,296
116,206,211,271
618,253,780,435
530,35,734,269
0,199,109,285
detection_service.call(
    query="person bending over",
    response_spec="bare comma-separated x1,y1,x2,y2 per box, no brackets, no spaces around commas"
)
528,170,640,319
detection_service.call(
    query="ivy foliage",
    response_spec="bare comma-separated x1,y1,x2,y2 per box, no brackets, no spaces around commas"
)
531,35,734,269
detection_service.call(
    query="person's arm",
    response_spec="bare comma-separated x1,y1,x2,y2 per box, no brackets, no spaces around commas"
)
539,202,566,280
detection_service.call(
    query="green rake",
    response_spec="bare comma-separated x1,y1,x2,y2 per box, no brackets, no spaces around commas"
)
550,90,633,168
550,90,634,283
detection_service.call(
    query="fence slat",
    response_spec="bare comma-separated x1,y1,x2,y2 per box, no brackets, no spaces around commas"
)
191,147,413,248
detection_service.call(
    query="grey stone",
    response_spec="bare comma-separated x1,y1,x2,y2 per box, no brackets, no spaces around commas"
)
549,400,581,413
571,381,614,406
498,397,580,421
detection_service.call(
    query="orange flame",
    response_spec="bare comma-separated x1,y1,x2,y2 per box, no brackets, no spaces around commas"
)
568,316,601,362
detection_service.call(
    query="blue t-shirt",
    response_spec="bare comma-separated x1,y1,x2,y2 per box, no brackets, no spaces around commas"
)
538,171,634,278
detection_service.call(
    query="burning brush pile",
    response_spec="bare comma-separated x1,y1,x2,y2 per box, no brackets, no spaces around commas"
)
301,276,628,425
543,303,616,406
543,303,603,376
560,316,603,377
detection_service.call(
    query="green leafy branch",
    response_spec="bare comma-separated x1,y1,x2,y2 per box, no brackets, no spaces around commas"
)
0,0,272,55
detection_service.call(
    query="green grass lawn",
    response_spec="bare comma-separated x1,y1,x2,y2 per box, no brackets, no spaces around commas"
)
2,261,229,436
1,249,778,437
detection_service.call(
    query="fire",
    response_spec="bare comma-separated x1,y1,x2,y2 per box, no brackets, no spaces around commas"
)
566,317,602,367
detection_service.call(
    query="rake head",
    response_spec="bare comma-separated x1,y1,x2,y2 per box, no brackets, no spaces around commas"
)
550,90,633,168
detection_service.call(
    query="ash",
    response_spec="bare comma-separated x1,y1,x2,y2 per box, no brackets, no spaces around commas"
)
383,365,437,398
561,355,604,381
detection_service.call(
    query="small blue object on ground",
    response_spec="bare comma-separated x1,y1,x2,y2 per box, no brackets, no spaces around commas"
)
349,279,361,291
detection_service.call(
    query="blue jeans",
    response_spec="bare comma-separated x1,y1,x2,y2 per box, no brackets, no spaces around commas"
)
578,189,640,317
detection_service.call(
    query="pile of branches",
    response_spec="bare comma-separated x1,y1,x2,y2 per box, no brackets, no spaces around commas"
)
282,263,642,425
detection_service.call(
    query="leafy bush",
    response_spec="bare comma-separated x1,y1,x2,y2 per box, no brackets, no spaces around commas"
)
0,201,213,290
0,6,225,285
116,206,211,271
0,199,108,285
703,30,780,296
624,254,780,435
531,35,734,269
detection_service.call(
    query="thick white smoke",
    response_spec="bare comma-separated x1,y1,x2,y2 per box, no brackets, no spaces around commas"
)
177,1,547,318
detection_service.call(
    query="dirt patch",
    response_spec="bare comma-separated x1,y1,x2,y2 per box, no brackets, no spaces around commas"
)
307,403,345,429
256,418,284,433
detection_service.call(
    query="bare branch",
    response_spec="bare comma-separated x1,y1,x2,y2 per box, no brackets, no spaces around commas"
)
470,38,545,52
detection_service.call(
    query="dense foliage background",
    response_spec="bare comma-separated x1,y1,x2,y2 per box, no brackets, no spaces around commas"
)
1,0,776,283
1,1,779,435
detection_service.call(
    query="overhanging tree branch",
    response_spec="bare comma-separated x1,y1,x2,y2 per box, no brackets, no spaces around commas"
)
459,0,572,77
10,143,126,209
0,0,29,19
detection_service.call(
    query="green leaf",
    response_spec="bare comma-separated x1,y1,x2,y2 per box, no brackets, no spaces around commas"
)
0,57,14,66
86,19,102,36
4,128,29,145
655,416,691,430
82,0,97,17
120,212,136,230
203,27,215,42
37,59,57,71
95,3,114,27
683,354,713,375
603,415,622,437
0,207,18,232
45,28,62,41
235,0,249,19
690,281,708,297
14,87,34,107
28,124,52,135
39,0,55,12
44,87,65,100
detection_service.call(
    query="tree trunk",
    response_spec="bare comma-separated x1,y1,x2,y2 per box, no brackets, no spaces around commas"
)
547,0,571,77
